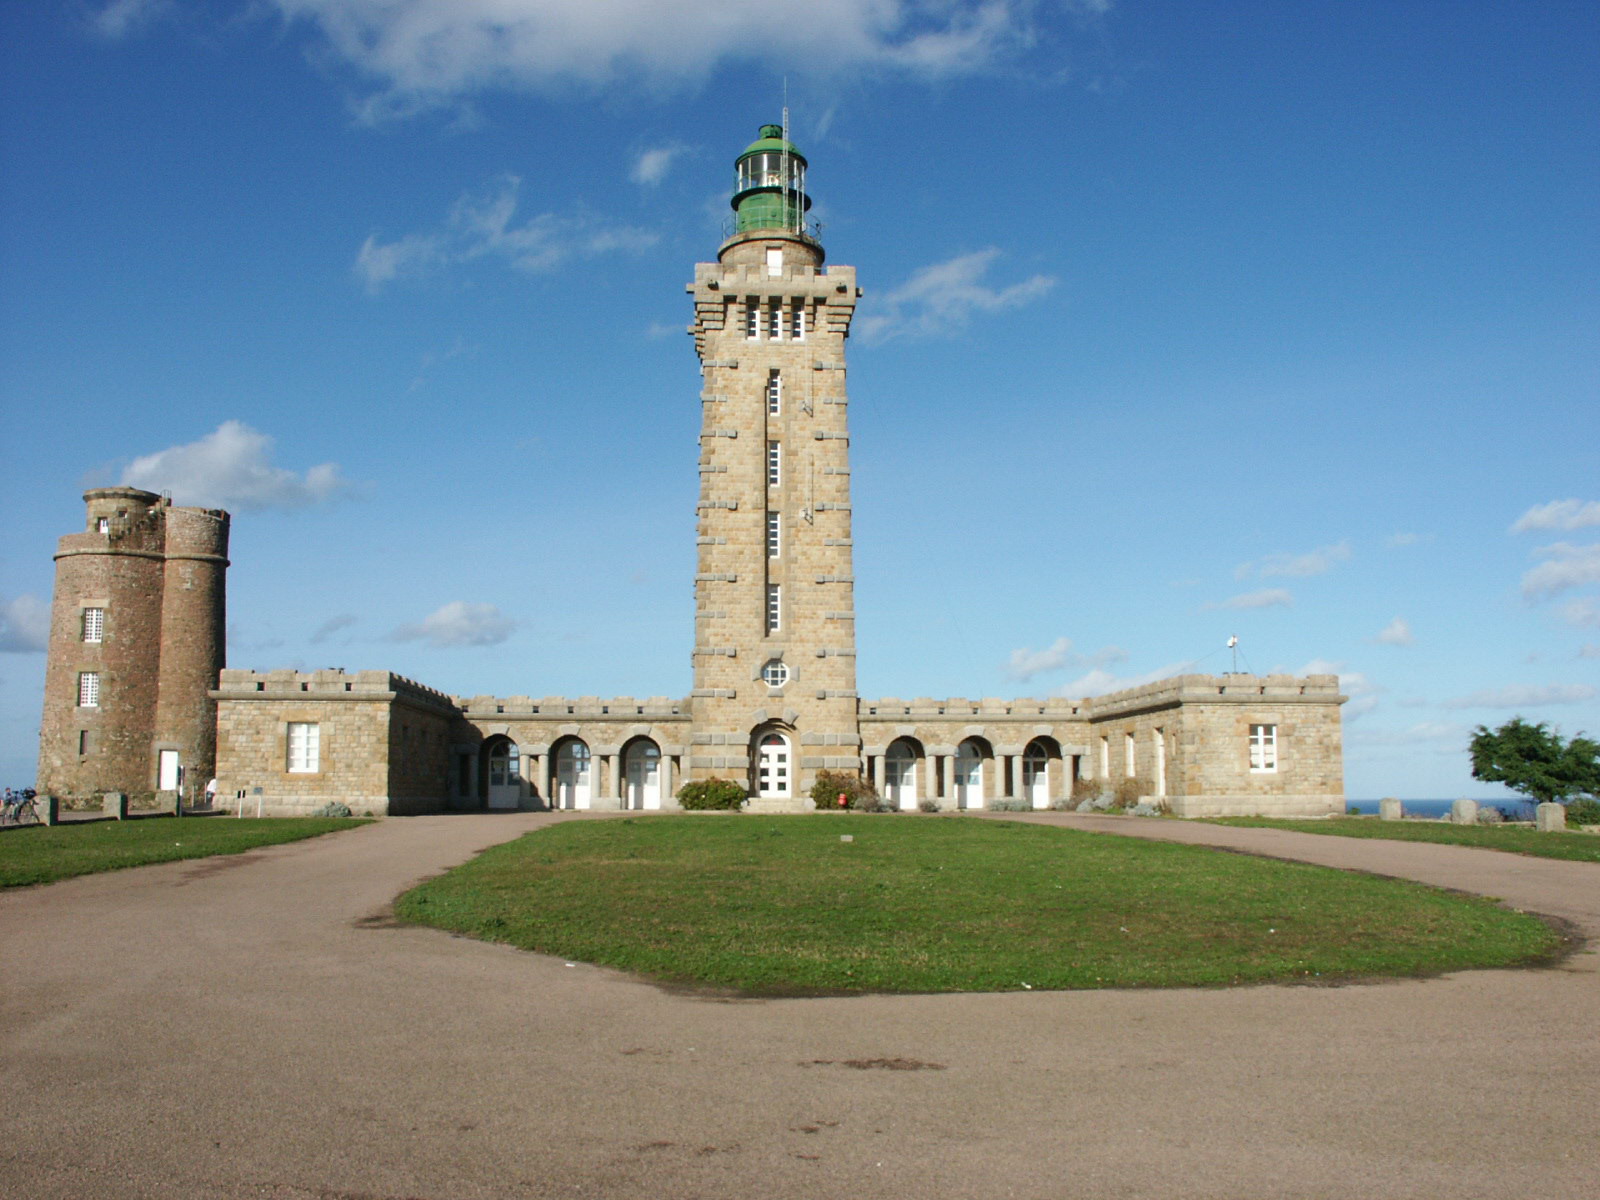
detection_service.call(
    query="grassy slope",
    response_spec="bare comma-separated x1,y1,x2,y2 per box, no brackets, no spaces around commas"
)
0,817,373,888
1206,817,1600,863
396,815,1563,995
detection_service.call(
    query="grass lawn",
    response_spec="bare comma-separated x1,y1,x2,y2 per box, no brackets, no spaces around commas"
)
395,814,1565,995
1206,817,1600,864
0,816,373,888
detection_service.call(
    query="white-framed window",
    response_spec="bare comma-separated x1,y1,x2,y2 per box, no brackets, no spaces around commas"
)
766,369,781,415
82,607,104,643
1125,731,1136,778
1249,724,1278,773
96,517,110,534
78,671,100,708
745,299,759,339
766,510,780,557
768,299,783,339
287,722,320,773
767,441,781,486
761,659,789,688
765,247,783,277
790,301,806,341
766,584,781,633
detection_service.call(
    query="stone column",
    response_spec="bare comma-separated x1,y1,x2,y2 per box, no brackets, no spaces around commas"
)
872,754,886,801
1007,755,1022,802
660,753,675,810
941,755,954,807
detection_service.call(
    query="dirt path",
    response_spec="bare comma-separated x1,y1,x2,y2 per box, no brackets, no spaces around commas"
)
2,811,1595,1199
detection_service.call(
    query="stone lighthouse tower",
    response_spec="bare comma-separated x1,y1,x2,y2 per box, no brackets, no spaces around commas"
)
37,487,229,802
686,124,863,809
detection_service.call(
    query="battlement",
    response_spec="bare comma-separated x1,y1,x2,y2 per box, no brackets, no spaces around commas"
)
1087,673,1345,720
860,697,1085,719
453,694,689,719
214,668,459,713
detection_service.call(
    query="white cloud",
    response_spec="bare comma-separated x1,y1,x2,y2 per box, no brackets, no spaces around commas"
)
1519,542,1600,601
1298,659,1379,719
91,0,169,39
390,601,515,647
1058,661,1193,699
1509,499,1600,533
631,144,687,186
356,174,656,289
1385,532,1428,548
1442,683,1598,709
311,614,360,644
1347,721,1468,748
857,249,1055,342
1373,617,1414,647
1003,637,1126,682
1578,643,1600,659
1236,540,1351,580
0,595,51,653
1561,598,1600,628
1210,588,1293,611
121,421,348,511
269,1,1091,114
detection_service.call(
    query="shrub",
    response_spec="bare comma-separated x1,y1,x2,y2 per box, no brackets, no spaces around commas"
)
1566,796,1600,826
310,801,353,818
677,778,747,811
1070,777,1100,805
1112,777,1147,810
810,769,878,812
918,797,941,813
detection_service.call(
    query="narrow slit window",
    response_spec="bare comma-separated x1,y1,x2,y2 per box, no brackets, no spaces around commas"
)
766,584,781,633
766,510,780,557
82,608,104,643
768,299,783,340
745,299,759,339
767,441,781,487
78,672,100,708
1125,732,1136,777
790,301,806,340
766,369,781,415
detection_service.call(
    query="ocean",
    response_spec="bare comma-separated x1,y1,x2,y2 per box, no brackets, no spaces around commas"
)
1345,798,1532,819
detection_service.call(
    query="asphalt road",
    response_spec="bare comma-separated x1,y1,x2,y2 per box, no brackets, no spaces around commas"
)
2,811,1595,1199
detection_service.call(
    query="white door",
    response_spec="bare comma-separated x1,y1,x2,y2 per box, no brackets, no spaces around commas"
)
626,743,661,810
955,741,984,809
756,733,790,798
1024,746,1049,809
556,742,591,810
158,749,180,791
886,741,917,811
486,743,520,810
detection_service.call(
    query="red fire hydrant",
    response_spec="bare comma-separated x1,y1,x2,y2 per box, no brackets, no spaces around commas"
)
837,792,848,809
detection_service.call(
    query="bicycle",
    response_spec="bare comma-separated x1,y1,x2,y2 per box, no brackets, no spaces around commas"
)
1,787,40,827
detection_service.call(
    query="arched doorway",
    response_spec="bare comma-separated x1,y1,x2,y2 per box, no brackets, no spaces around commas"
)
483,737,521,810
1023,738,1053,810
753,729,792,799
955,738,986,809
554,739,592,810
885,738,921,811
623,738,662,810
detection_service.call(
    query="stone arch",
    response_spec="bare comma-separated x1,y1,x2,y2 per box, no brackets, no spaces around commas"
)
955,736,991,809
479,734,522,811
620,735,663,811
1023,736,1059,810
750,723,795,801
884,736,924,811
551,736,592,810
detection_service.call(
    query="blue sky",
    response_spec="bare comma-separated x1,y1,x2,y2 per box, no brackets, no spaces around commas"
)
2,1,1596,799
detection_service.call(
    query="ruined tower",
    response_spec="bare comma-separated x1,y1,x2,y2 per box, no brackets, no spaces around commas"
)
686,124,863,809
37,487,229,800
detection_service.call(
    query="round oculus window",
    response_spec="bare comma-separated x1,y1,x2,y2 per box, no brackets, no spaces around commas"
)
761,659,789,688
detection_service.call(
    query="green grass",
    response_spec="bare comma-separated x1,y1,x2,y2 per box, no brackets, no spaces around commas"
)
1206,816,1600,863
394,815,1564,995
0,816,373,888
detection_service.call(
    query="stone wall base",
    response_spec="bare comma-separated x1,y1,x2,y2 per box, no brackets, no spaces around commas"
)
1168,793,1344,819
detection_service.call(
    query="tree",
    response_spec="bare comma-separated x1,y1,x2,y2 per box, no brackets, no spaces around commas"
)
1468,717,1600,804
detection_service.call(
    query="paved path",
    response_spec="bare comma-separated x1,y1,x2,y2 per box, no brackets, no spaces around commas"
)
2,812,1595,1199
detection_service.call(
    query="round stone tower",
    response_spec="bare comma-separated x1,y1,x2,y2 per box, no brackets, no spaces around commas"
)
37,487,229,801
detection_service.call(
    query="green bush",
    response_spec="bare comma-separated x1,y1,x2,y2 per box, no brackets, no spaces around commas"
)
676,778,747,811
810,769,880,812
1565,796,1600,826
